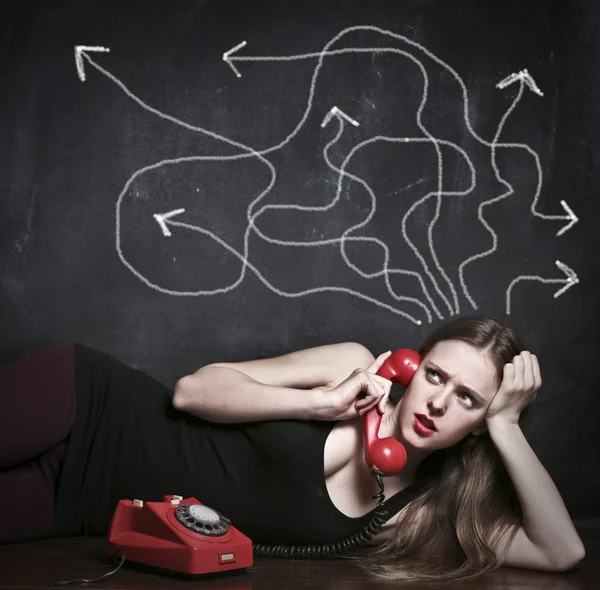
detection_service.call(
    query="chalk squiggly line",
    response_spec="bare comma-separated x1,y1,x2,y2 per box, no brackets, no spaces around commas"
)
75,25,577,323
80,49,424,324
225,26,577,310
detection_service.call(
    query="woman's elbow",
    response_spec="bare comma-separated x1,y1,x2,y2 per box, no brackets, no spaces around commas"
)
172,376,193,410
555,546,586,572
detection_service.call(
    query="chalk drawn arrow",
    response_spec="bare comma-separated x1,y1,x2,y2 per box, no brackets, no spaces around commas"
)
153,208,186,237
497,68,544,97
505,259,579,314
223,41,247,78
556,200,579,236
321,106,360,128
74,45,111,82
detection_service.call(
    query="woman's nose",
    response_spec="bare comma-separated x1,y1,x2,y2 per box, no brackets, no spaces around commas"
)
427,394,448,415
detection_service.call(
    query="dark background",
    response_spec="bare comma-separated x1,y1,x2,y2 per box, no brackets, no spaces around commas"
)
1,0,598,521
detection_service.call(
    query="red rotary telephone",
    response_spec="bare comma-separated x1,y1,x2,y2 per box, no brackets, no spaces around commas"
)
364,348,422,479
106,494,253,575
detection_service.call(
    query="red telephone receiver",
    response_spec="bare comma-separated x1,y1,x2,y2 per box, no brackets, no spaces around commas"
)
364,349,421,478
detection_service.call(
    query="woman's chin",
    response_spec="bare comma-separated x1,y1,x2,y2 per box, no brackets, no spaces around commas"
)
398,420,423,450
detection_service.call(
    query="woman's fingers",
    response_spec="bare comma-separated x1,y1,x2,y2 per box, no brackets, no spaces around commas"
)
354,379,380,412
354,371,390,415
532,354,542,390
344,351,396,418
366,351,392,375
371,373,392,391
367,351,397,411
371,374,392,413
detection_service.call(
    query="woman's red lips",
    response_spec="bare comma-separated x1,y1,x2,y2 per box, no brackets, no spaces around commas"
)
415,414,436,431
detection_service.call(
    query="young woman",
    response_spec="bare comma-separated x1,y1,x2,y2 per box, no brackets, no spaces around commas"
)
0,314,585,582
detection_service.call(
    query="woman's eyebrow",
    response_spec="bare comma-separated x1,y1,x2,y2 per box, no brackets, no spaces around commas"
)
427,362,486,404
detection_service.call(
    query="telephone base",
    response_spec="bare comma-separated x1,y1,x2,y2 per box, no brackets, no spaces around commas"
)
106,494,253,575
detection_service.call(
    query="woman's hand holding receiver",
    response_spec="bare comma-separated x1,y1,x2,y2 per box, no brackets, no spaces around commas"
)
313,351,394,421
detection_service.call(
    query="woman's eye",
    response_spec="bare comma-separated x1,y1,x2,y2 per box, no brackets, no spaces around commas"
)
458,393,474,407
427,369,475,407
426,368,439,380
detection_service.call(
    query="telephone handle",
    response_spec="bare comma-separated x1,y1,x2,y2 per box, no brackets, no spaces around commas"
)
364,349,422,478
376,349,421,387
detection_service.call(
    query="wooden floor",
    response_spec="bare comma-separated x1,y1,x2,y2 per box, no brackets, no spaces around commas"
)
1,523,598,589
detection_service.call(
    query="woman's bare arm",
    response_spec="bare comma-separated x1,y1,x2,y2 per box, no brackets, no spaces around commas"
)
172,342,376,423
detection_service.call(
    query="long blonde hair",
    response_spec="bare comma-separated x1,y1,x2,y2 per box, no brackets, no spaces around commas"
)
360,314,533,583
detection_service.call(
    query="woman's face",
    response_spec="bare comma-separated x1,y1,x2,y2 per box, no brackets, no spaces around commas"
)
396,339,500,452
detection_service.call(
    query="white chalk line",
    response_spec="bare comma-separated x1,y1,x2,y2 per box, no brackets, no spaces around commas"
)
85,41,485,317
246,110,441,322
233,37,463,317
225,28,566,232
115,157,423,322
333,131,476,322
497,68,544,97
459,73,577,313
87,35,514,318
75,45,109,81
81,52,423,324
80,25,578,320
505,260,579,314
459,78,526,311
223,26,577,311
321,114,435,322
249,119,477,324
83,45,448,324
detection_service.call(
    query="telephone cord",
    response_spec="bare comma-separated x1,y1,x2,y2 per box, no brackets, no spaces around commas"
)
253,469,389,559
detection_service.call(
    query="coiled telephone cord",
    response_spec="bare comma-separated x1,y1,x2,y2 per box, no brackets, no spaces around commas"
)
253,469,389,558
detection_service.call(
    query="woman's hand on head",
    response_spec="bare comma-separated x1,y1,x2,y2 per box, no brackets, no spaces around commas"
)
313,351,394,421
485,350,542,426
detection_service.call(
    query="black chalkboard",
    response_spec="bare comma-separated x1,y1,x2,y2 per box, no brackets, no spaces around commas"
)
1,0,598,521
